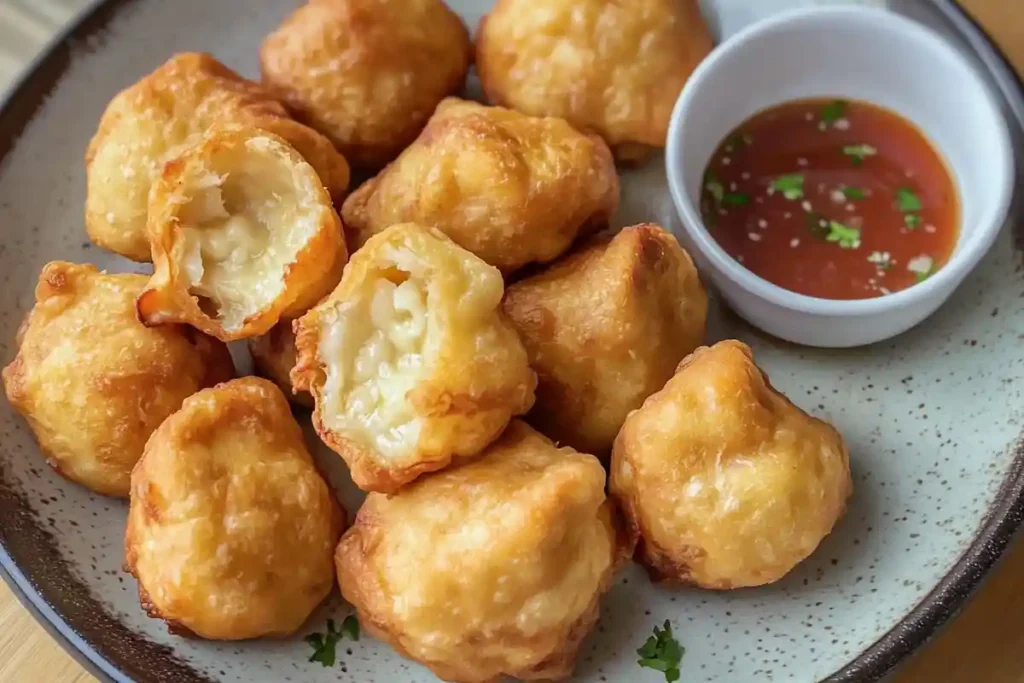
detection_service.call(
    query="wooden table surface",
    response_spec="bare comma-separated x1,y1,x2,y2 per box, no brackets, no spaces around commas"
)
0,0,1021,681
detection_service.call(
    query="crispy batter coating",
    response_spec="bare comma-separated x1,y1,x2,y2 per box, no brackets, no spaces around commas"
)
336,421,628,683
248,321,312,408
292,223,536,493
610,341,852,589
124,377,344,640
260,0,471,168
503,223,707,456
1,262,232,497
136,126,346,341
341,98,619,273
476,0,713,161
85,52,350,261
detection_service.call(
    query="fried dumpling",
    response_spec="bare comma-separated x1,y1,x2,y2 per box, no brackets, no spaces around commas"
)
336,421,628,683
2,262,233,497
85,52,350,261
260,0,471,168
504,223,707,455
476,0,713,162
341,98,618,273
136,126,346,341
125,377,344,640
610,341,852,589
248,321,312,408
292,223,536,493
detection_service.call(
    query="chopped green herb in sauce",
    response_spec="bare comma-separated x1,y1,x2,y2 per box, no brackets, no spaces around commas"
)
826,221,861,249
821,99,849,123
704,172,725,203
843,144,877,165
637,620,684,682
842,186,866,200
771,174,805,200
722,192,751,207
904,213,922,229
305,616,360,668
896,187,922,212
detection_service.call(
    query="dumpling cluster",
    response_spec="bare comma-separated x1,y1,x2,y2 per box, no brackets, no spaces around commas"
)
2,0,859,679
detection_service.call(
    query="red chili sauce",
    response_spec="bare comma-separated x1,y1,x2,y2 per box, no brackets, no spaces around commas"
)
700,98,959,300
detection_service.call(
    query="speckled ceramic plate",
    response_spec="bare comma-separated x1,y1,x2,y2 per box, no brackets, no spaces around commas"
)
0,1,1022,682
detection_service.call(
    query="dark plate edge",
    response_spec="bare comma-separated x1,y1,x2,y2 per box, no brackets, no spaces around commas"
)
821,1,1024,680
0,1,1020,683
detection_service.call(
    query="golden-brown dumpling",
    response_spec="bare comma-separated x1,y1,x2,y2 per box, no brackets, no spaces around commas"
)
610,341,852,589
136,126,346,341
503,223,707,455
85,52,350,261
292,223,536,493
248,321,312,408
124,377,344,640
336,421,627,683
341,98,619,273
2,262,233,497
476,0,713,162
260,0,471,168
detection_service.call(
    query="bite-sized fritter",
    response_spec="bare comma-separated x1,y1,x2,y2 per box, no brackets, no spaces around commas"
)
476,0,713,162
341,98,619,273
336,421,628,683
248,321,312,408
610,341,852,589
137,126,346,341
504,223,707,455
125,377,344,640
260,0,472,168
292,223,536,493
1,262,233,497
85,52,350,261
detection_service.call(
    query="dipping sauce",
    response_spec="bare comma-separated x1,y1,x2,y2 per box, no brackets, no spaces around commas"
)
700,98,959,300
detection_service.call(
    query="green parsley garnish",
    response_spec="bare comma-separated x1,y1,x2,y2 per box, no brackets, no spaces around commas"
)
842,186,866,201
722,192,751,207
843,144,877,166
305,616,360,668
637,620,684,682
771,174,805,200
915,267,933,282
821,99,849,123
896,187,922,212
704,172,725,203
905,213,922,229
825,220,861,249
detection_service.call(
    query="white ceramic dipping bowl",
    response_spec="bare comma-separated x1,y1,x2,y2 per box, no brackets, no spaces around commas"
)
666,6,1014,348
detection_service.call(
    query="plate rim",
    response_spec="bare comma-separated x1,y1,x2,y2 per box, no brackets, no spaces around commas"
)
0,1,1021,682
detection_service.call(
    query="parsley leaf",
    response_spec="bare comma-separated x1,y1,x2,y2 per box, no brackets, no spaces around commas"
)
722,192,751,207
842,186,866,200
843,144,877,166
704,172,725,203
771,174,805,200
826,221,861,249
306,616,360,668
637,620,684,682
905,213,922,229
821,99,849,123
896,187,922,212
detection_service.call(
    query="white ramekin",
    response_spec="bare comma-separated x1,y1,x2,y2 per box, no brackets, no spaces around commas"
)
665,6,1015,348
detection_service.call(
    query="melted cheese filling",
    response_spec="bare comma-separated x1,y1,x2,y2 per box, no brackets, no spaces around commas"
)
320,273,428,460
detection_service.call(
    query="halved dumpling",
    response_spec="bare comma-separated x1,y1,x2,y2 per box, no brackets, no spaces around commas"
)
292,223,536,493
137,126,346,341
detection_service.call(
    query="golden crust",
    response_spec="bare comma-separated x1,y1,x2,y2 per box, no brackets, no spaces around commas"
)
336,421,629,683
609,341,853,589
85,52,350,261
260,0,471,168
341,98,619,274
476,0,712,161
124,377,344,640
137,126,347,341
503,223,707,456
248,321,312,409
292,223,536,493
1,262,233,497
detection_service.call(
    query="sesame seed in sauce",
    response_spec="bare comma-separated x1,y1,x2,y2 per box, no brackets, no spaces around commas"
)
748,232,762,242
834,118,851,130
790,238,800,247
